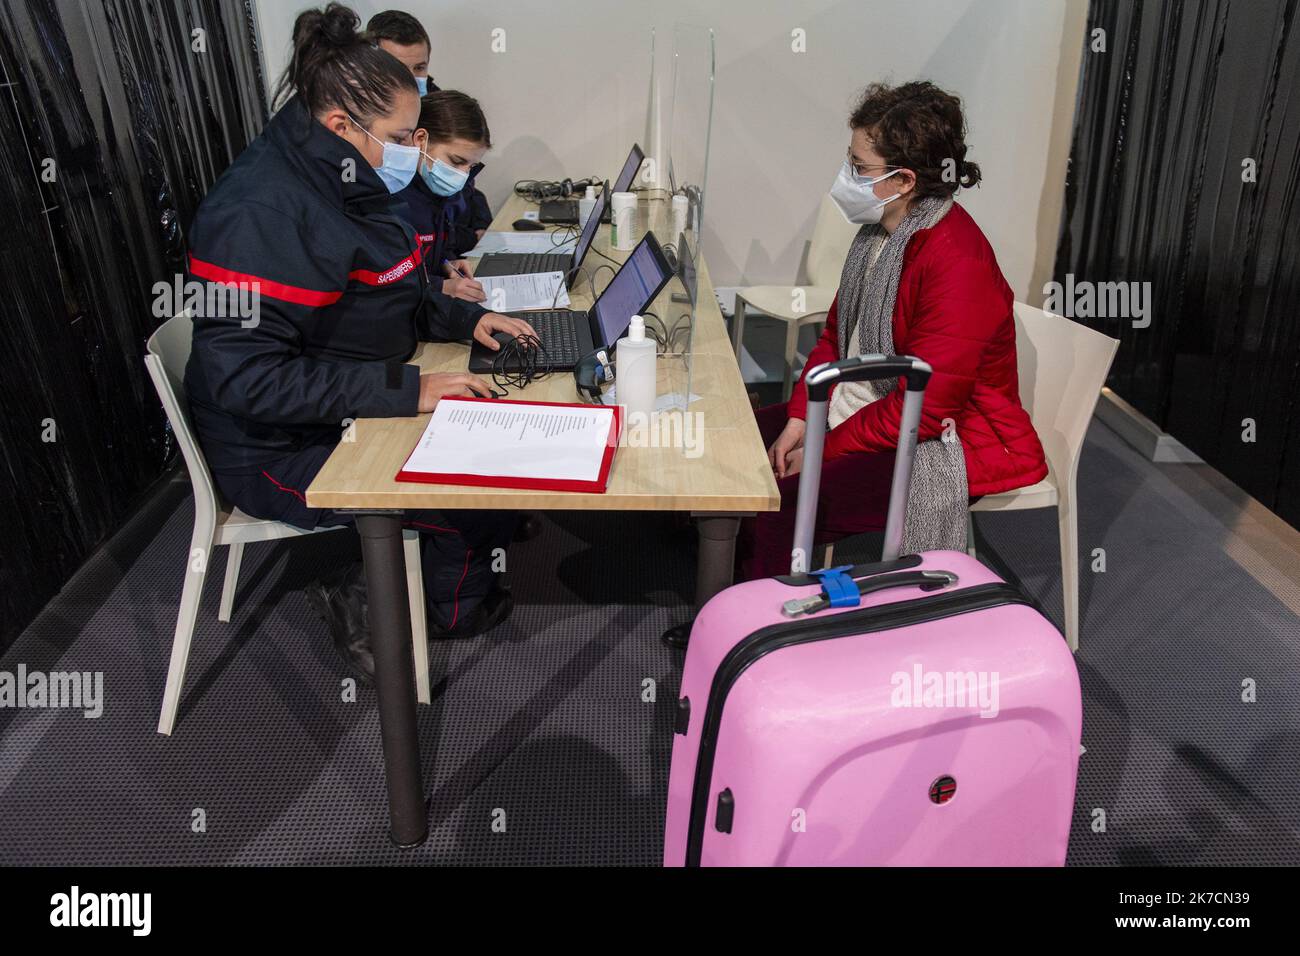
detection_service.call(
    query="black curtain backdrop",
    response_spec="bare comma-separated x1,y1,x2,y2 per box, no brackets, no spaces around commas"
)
0,1,267,648
1055,0,1300,527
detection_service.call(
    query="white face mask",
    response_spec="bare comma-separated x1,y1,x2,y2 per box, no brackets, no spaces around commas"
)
829,160,901,224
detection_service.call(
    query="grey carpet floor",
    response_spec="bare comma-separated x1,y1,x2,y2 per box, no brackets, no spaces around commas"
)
1,418,1297,865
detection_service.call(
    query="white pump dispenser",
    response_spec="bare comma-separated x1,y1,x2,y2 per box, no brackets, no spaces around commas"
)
617,315,657,424
577,184,597,228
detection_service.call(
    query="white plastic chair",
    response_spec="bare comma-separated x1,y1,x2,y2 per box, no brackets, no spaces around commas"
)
144,313,431,735
967,302,1118,652
731,194,861,399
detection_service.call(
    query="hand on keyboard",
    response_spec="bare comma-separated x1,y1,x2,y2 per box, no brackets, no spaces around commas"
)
474,313,538,350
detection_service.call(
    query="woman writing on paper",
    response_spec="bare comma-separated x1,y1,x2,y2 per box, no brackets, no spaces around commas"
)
397,90,494,303
184,4,533,680
738,81,1047,579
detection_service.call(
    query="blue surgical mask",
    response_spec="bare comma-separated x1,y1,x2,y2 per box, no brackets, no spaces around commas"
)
415,76,428,96
351,115,420,193
420,154,469,197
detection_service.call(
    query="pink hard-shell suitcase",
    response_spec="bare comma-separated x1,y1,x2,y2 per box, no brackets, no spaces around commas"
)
664,354,1081,867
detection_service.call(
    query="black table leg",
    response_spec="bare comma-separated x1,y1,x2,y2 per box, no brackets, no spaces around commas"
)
355,511,427,847
664,513,748,650
693,513,744,606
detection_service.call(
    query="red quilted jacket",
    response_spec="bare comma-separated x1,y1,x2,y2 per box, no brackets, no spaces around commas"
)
786,203,1047,497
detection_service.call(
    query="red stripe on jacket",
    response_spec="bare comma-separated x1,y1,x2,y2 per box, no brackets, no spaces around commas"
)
189,255,343,307
189,245,423,307
348,245,423,286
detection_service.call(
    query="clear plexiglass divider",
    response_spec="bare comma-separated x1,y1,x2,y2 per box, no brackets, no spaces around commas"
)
649,23,715,459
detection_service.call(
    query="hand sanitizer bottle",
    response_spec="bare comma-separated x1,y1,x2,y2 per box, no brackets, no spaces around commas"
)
617,315,657,426
577,185,597,229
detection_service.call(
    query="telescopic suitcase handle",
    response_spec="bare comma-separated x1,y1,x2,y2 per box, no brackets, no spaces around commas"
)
790,354,932,573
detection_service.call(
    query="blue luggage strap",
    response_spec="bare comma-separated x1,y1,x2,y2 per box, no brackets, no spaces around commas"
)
809,565,860,608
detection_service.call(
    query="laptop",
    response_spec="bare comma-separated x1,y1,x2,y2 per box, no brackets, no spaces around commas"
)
539,144,645,224
676,232,697,306
473,184,609,285
469,230,674,373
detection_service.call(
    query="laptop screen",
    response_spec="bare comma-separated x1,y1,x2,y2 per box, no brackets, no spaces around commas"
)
614,144,645,193
677,232,697,306
570,185,609,271
593,235,669,347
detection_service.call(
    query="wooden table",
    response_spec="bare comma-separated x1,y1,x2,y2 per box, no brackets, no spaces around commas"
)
307,191,779,846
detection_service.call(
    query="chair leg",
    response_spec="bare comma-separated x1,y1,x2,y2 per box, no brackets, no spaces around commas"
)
404,530,431,705
966,511,978,558
218,541,244,623
781,319,801,402
158,526,215,735
1058,499,1080,652
731,296,747,356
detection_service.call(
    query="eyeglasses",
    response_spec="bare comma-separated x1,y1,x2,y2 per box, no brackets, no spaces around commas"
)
846,149,900,178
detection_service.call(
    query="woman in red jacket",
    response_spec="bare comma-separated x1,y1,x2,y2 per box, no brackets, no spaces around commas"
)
739,81,1047,579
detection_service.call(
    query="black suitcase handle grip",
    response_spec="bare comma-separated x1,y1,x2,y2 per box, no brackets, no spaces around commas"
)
792,354,931,570
782,569,958,617
857,569,957,595
803,354,932,402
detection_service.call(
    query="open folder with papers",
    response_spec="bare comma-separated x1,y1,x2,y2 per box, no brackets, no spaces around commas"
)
396,397,621,493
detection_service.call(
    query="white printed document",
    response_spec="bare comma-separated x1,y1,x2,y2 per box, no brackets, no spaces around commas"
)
464,231,576,257
396,398,621,492
477,271,570,311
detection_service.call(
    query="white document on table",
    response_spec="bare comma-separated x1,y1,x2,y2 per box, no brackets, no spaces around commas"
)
465,231,576,257
396,398,619,490
476,271,570,311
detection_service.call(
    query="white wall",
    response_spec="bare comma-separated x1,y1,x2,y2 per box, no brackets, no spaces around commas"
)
252,0,1084,297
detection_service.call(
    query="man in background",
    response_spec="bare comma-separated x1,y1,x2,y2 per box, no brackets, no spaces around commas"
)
366,10,492,245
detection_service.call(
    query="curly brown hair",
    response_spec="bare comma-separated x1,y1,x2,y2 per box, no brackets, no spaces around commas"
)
849,81,981,199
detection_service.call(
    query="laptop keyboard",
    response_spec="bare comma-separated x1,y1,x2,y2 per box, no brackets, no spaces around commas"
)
517,253,561,275
526,310,582,364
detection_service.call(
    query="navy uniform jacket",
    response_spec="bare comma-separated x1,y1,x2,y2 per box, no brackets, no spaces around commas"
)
182,94,486,474
397,160,487,277
418,79,494,255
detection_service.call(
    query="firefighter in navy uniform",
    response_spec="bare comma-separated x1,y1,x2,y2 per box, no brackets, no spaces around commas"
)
397,95,488,304
397,91,495,307
182,3,534,680
365,9,494,258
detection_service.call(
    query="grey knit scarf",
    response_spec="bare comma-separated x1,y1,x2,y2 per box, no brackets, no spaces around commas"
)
834,195,968,555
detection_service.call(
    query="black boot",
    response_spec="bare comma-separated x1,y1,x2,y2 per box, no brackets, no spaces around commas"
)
430,585,515,639
304,561,374,683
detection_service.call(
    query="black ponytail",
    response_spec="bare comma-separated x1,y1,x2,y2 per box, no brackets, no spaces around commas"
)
271,3,416,125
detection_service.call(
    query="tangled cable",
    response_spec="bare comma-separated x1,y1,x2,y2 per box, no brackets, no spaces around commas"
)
489,333,553,397
512,177,601,204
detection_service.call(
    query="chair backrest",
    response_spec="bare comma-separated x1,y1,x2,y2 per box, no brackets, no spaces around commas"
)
806,193,862,288
1010,302,1119,494
143,313,221,525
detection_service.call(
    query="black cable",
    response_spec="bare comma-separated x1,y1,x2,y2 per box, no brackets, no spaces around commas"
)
550,224,579,249
512,176,602,204
588,244,621,266
666,313,692,354
640,311,668,349
586,263,615,299
489,333,553,397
